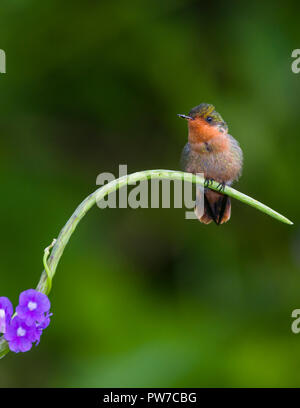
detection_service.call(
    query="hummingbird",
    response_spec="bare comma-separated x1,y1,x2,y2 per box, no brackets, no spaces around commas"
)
178,103,243,225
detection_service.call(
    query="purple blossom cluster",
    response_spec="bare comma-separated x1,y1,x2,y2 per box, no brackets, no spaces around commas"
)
0,289,52,353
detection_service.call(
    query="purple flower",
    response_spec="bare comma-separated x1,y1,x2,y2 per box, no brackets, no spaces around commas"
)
16,289,50,326
38,312,52,330
0,297,13,334
1,289,52,353
4,316,39,353
35,312,53,346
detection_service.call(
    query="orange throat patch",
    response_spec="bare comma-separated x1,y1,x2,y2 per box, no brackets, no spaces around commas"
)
188,118,228,153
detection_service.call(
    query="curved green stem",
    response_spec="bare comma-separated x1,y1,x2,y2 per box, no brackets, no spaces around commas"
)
43,239,56,295
0,169,293,359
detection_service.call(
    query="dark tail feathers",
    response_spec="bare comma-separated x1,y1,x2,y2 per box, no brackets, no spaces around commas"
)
194,189,231,225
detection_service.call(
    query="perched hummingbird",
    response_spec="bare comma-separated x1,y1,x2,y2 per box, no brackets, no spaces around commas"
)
179,103,243,225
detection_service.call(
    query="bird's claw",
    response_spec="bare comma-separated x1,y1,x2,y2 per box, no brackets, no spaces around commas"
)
217,182,226,192
204,178,214,188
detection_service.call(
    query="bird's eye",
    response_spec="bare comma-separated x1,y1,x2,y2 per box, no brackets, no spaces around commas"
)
206,116,213,123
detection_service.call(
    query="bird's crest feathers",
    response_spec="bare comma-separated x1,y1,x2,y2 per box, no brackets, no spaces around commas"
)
189,103,225,125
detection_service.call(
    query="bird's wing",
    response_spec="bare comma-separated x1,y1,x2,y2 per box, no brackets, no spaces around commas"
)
180,143,191,171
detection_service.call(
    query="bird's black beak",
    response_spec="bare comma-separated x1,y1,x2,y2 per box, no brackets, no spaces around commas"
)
177,114,192,120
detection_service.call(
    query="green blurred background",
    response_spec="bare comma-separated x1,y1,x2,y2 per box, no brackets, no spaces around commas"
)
0,0,300,387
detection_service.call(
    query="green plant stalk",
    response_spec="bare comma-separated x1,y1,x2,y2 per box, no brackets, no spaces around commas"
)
0,169,293,359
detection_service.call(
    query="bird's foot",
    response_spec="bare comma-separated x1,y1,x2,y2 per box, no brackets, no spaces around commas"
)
204,178,214,188
217,181,226,192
